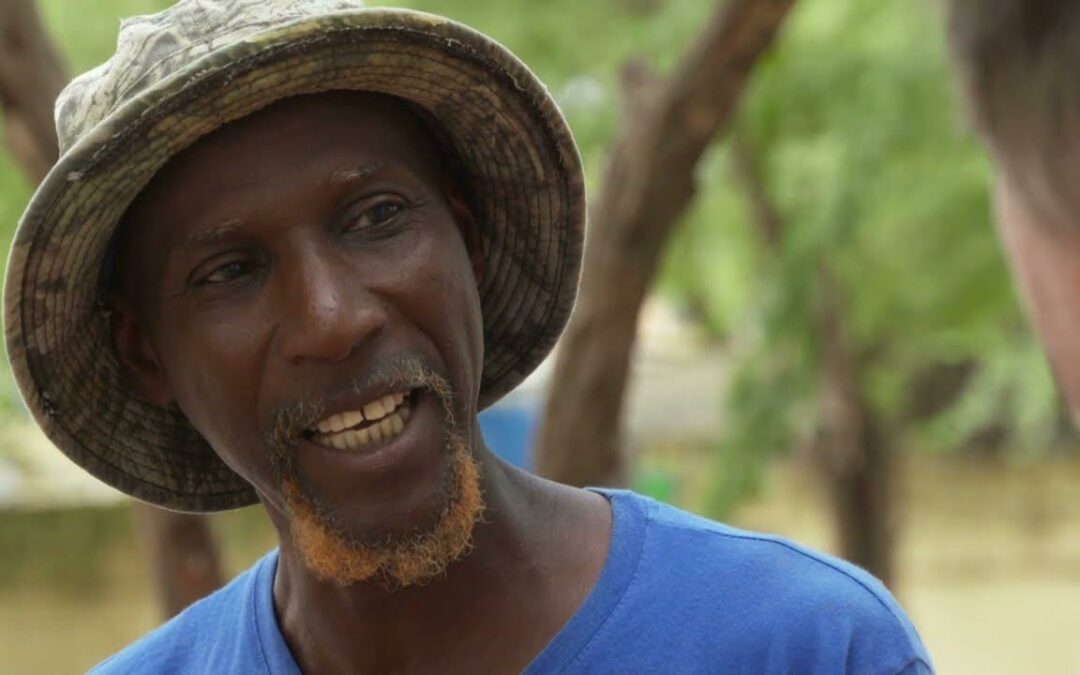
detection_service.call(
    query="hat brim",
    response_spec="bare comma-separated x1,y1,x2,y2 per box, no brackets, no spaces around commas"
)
3,9,585,512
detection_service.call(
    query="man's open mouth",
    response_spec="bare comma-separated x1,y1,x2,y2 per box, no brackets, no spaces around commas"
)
303,389,418,451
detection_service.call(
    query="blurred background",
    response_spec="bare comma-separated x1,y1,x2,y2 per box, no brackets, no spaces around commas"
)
1,0,1078,673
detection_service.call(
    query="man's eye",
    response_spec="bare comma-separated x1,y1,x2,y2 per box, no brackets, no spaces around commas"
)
195,259,254,286
346,199,406,234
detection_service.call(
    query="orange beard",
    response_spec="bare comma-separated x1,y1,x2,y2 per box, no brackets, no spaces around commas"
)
281,437,484,588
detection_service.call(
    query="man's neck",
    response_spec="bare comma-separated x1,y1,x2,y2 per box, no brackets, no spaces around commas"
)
270,450,612,675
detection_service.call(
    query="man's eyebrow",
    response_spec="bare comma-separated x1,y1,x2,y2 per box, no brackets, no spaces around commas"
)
329,163,386,187
179,219,244,249
174,164,390,250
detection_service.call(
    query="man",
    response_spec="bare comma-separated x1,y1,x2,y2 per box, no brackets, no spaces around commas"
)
947,2,1080,424
4,1,931,673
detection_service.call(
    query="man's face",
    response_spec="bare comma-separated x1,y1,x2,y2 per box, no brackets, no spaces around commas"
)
995,178,1080,421
113,92,486,582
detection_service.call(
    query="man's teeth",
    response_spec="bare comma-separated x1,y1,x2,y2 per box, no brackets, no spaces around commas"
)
314,392,405,434
318,406,410,451
311,392,410,450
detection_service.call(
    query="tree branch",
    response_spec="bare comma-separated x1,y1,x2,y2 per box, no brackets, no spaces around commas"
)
0,0,66,183
535,0,797,486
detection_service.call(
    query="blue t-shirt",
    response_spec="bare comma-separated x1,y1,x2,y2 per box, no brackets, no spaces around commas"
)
92,490,933,674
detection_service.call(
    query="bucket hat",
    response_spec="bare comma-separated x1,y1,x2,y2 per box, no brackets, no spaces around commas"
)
3,0,585,512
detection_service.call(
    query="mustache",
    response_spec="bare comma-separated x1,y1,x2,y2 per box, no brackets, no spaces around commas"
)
265,353,454,454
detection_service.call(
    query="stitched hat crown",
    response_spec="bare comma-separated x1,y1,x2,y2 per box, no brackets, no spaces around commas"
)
56,0,366,153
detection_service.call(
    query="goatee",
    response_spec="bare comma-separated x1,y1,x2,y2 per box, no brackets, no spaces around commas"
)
267,355,485,588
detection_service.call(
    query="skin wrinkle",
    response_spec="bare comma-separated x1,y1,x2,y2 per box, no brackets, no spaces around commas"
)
329,163,385,187
179,219,246,250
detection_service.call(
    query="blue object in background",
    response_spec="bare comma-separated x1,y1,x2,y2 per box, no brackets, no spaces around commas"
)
479,403,538,470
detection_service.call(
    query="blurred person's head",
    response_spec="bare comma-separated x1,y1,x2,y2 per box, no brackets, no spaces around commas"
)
948,1,1080,421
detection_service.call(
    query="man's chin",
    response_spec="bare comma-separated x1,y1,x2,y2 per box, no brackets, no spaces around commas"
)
282,442,484,588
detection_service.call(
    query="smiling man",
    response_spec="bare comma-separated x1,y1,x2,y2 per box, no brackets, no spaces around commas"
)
5,1,931,673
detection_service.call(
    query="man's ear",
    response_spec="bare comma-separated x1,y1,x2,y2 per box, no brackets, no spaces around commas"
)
110,303,173,407
446,186,485,286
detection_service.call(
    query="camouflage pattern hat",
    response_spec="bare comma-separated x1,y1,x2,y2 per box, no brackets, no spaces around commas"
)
3,0,585,512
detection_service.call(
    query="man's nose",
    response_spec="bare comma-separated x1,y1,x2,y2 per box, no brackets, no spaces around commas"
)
276,252,387,364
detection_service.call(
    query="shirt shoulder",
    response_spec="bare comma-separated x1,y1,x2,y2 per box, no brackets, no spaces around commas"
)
642,491,909,611
88,552,274,675
581,491,933,674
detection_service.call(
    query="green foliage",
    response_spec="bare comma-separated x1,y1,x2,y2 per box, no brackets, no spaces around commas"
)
655,0,1062,515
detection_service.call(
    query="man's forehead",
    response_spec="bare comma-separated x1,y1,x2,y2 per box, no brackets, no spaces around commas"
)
158,91,443,182
170,161,407,251
126,92,449,231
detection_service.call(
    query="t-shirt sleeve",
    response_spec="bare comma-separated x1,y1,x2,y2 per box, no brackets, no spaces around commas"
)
893,658,935,675
775,556,934,675
633,497,935,674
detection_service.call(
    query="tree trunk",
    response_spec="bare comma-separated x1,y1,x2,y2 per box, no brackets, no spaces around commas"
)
731,135,895,585
135,506,226,616
535,0,797,487
0,0,66,183
815,270,894,586
0,0,224,617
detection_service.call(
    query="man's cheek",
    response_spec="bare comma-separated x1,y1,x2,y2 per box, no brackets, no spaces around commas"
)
996,181,1080,416
425,272,483,401
168,353,254,460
